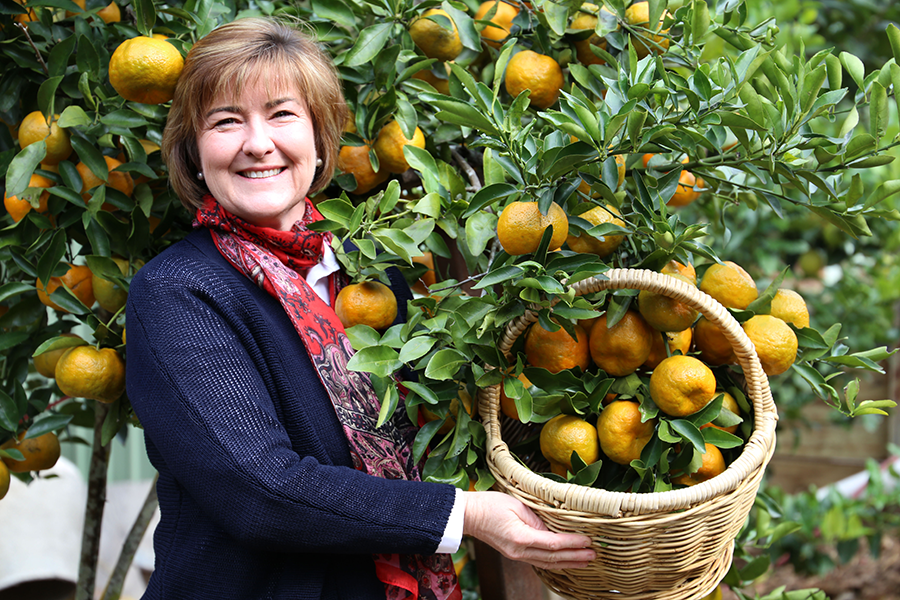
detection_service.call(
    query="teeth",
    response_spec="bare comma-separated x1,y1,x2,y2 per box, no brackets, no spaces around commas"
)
241,168,282,179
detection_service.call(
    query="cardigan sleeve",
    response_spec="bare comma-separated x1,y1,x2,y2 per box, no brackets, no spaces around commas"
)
125,249,456,556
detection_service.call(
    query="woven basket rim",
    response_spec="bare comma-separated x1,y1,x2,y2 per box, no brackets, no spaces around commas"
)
481,267,779,517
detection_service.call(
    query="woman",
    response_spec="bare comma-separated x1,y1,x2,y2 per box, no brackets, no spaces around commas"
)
126,17,594,599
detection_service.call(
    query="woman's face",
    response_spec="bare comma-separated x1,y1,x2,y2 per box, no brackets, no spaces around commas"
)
196,80,317,230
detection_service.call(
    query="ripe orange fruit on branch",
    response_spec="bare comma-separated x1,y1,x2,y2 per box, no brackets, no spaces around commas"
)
1,431,61,473
589,310,654,377
338,145,389,195
540,415,599,476
524,321,590,373
505,50,564,109
109,36,184,104
4,174,52,223
18,111,72,165
672,443,726,486
474,1,519,48
497,201,568,255
769,288,809,329
77,156,135,203
597,400,656,465
55,346,126,403
570,5,615,66
742,314,798,376
668,170,702,207
638,273,699,332
36,264,95,312
624,1,672,59
409,8,463,62
335,281,398,331
699,261,758,310
33,333,84,378
565,204,625,257
93,257,141,313
692,316,736,366
649,355,717,417
373,120,425,174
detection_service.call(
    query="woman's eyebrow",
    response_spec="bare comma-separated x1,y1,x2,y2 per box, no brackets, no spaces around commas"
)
205,105,242,118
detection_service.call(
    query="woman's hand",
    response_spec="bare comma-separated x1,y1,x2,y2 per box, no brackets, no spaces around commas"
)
461,491,596,570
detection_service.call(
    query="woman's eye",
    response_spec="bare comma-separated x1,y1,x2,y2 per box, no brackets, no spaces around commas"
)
212,117,238,128
273,110,295,119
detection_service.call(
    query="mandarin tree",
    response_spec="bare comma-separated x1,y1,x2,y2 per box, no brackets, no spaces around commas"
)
3,0,900,598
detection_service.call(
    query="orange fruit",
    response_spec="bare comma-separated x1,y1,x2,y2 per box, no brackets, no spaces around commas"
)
673,443,726,486
699,261,758,310
335,281,398,331
565,204,625,257
638,273,699,332
642,328,692,370
660,259,696,284
499,371,532,421
411,64,451,95
692,316,736,366
649,355,717,417
668,170,702,207
4,174,52,223
109,36,184,104
589,310,655,377
12,0,37,23
33,333,83,378
496,201,568,255
76,155,135,203
504,50,564,110
597,400,656,465
67,0,120,23
55,346,127,403
409,8,463,62
36,264,95,312
742,314,798,376
539,414,600,476
524,321,590,373
769,288,809,329
624,1,672,59
410,252,437,295
570,7,614,66
700,391,741,435
474,1,519,48
17,111,73,165
373,120,426,174
93,257,141,313
0,461,8,500
338,144,389,195
1,431,61,473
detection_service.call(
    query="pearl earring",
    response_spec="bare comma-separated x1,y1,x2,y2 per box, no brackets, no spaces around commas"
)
197,172,204,180
315,158,323,167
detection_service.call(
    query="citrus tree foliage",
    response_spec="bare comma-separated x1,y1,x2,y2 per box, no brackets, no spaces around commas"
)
1,0,900,593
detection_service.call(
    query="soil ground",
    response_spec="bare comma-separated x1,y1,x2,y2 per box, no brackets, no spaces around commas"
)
723,534,900,600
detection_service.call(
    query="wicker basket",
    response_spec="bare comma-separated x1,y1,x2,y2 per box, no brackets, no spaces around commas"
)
480,268,778,600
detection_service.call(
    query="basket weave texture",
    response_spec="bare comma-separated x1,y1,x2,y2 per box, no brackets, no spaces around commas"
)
479,268,778,600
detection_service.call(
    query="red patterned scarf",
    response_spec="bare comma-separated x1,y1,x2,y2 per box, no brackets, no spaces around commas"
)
195,196,460,600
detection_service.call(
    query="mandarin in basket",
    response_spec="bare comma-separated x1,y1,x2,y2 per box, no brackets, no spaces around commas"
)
649,355,717,417
660,259,696,284
596,400,656,465
692,316,736,366
769,288,809,329
699,261,758,310
742,314,798,376
642,328,692,370
539,414,599,476
672,443,726,486
565,204,625,257
524,321,590,373
588,310,654,377
637,273,698,332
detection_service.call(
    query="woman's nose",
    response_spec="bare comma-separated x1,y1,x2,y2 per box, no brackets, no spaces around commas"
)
242,120,275,157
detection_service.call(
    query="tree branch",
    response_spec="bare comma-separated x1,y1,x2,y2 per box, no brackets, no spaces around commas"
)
75,403,111,600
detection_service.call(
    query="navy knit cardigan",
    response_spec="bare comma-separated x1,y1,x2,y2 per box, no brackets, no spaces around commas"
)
126,229,457,599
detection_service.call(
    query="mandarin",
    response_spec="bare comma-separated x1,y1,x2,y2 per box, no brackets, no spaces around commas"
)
524,321,590,373
504,50,564,110
540,415,600,476
497,201,568,255
742,314,798,376
565,204,625,257
597,400,656,465
588,310,655,377
699,261,758,310
649,355,717,417
335,281,398,331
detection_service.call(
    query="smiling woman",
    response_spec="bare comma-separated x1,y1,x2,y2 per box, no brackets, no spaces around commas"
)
128,16,594,600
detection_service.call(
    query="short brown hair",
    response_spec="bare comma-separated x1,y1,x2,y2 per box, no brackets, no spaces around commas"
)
162,17,348,211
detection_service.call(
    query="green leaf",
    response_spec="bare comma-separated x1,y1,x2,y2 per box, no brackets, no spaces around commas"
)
33,335,87,357
691,0,709,41
48,36,77,78
825,53,842,90
465,211,497,256
6,142,46,198
344,325,382,350
132,0,157,36
0,389,20,432
424,348,468,380
373,376,400,428
0,282,34,304
472,265,523,290
887,23,900,66
37,77,63,121
101,110,150,129
839,52,866,92
346,346,402,378
345,23,394,66
36,229,67,288
413,193,442,218
464,183,519,218
26,413,74,438
869,82,888,142
371,228,421,264
890,64,900,124
799,65,827,115
670,419,706,453
422,93,499,135
399,336,439,363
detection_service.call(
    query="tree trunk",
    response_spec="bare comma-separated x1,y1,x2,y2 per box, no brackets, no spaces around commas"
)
75,403,112,600
100,473,158,600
